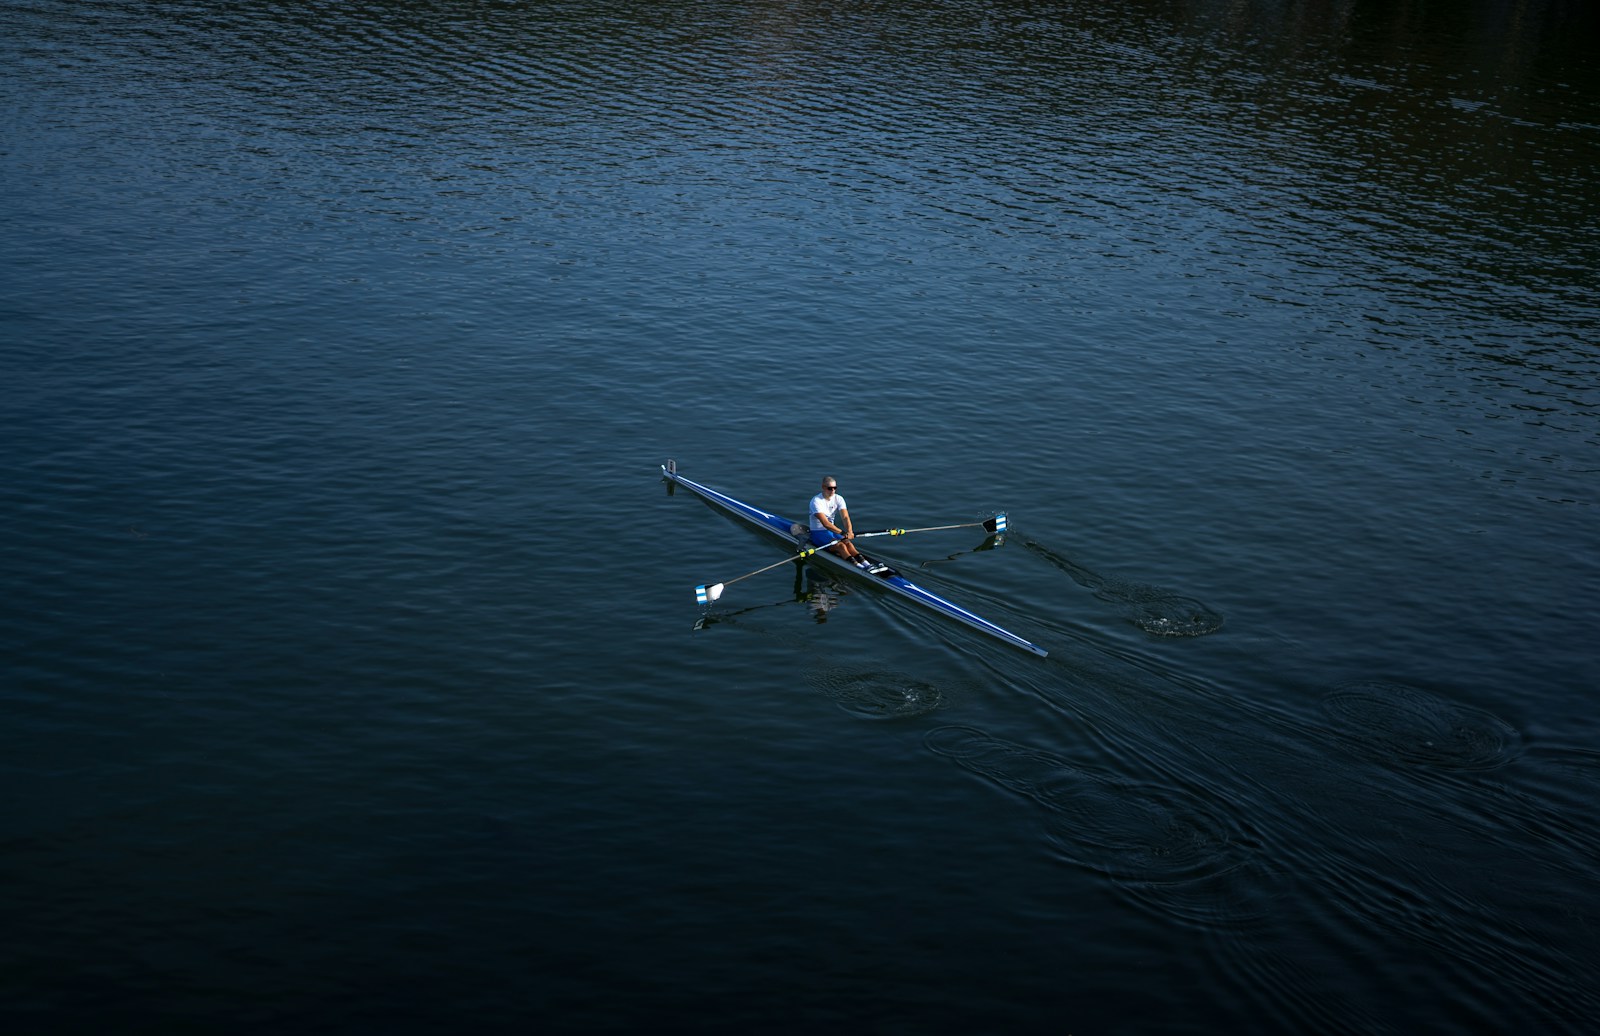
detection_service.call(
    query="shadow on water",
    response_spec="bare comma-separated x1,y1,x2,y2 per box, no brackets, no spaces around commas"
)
913,531,1005,566
1023,537,1224,637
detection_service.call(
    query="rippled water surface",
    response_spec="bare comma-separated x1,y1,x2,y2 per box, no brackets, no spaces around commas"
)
4,0,1598,1031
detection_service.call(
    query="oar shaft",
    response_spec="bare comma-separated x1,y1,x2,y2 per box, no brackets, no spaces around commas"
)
722,543,829,587
857,514,1006,538
697,515,1007,604
696,538,841,604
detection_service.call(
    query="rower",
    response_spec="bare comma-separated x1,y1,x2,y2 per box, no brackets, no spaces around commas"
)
809,477,869,566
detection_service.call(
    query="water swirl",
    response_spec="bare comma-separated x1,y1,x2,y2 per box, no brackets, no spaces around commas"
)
1319,681,1521,771
810,665,949,721
925,726,1267,929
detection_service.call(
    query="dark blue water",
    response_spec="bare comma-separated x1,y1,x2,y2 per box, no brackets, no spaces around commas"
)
5,1,1598,1031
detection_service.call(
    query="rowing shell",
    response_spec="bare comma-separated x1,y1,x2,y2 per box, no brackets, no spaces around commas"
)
662,462,1047,657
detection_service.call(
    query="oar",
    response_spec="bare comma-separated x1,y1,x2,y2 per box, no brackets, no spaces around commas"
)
855,514,1007,539
697,539,842,605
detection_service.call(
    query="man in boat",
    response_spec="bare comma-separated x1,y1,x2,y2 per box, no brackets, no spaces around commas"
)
809,477,868,565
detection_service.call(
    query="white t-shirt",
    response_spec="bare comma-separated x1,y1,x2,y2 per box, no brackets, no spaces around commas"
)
809,491,848,531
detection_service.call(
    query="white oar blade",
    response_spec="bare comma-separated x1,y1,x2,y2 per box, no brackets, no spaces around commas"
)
695,583,725,606
993,513,1007,534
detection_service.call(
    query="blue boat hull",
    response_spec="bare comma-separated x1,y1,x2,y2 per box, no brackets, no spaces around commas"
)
663,463,1047,658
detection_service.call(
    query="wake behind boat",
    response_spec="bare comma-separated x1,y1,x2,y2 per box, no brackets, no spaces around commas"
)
662,460,1047,657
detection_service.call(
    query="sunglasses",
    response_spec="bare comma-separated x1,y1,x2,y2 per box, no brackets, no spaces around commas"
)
823,485,837,490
